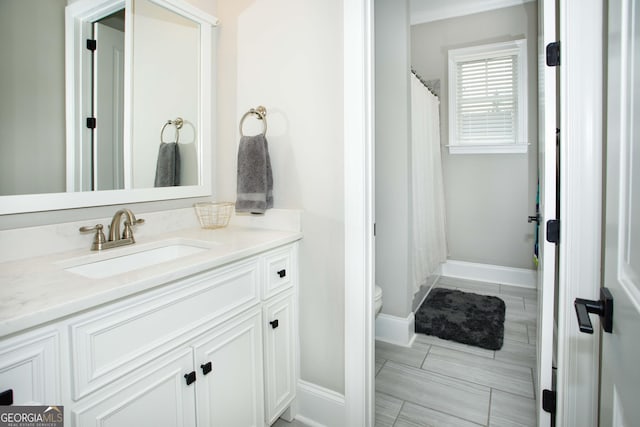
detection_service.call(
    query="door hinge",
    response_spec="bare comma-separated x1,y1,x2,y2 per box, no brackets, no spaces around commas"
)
542,389,557,414
86,39,97,51
546,42,560,67
86,117,97,129
546,219,560,244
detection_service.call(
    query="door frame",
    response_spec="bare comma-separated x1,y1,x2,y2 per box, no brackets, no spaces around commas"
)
556,0,603,425
344,0,604,425
344,0,375,426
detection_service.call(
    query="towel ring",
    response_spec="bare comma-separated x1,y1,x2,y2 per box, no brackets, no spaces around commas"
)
161,117,184,144
239,106,267,137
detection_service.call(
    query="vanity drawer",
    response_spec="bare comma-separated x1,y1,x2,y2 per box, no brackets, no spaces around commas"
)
70,257,260,400
263,245,296,299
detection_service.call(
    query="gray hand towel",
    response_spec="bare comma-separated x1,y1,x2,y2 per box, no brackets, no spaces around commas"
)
154,142,181,187
236,134,273,214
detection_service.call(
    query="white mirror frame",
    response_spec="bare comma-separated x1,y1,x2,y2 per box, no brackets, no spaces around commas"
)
0,0,218,215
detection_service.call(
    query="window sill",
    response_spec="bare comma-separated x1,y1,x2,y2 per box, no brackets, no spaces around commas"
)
447,144,529,155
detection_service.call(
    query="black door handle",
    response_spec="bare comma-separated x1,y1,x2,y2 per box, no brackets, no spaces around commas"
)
277,269,286,278
574,287,613,334
270,319,279,329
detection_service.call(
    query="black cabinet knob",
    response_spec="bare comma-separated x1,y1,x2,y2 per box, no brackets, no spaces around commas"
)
184,371,196,385
201,362,212,375
0,389,13,406
270,319,279,329
277,269,286,278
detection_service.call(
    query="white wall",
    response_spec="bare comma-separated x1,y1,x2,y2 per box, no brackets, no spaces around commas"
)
0,0,67,196
0,0,347,400
216,0,345,394
131,0,200,188
374,0,414,318
411,3,538,270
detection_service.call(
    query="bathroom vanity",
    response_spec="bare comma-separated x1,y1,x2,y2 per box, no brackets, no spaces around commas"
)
0,220,301,427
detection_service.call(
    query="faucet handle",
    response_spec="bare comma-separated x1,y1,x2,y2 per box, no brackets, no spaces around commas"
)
122,217,144,240
79,224,107,251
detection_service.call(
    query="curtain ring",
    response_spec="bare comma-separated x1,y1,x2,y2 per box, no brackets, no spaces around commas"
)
239,106,267,137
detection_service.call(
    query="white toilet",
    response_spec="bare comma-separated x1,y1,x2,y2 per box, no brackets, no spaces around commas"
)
374,285,383,317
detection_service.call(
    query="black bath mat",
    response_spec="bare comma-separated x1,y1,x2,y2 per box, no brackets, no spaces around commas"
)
415,288,506,350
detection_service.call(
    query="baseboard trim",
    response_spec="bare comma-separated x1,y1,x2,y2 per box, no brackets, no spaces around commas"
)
438,260,537,288
294,380,345,427
374,312,416,347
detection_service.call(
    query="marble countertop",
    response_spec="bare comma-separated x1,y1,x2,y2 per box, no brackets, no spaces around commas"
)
0,225,302,337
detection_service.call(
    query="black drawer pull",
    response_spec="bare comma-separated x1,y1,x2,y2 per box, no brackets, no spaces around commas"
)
184,371,196,385
0,389,13,406
201,362,212,375
270,319,279,329
277,269,286,278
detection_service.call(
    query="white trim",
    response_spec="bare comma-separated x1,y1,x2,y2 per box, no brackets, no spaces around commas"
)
411,0,536,26
344,0,375,426
294,380,345,427
375,313,416,347
556,0,603,425
439,260,537,288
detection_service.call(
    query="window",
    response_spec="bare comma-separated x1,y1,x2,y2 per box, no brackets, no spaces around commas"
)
447,40,528,154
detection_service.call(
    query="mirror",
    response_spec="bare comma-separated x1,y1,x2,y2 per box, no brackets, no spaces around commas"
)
0,0,218,214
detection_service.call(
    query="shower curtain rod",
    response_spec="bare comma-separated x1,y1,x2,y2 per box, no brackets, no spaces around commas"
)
411,69,439,98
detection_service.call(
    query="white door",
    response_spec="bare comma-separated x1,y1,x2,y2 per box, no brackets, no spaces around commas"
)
194,309,264,427
263,290,296,425
536,0,557,425
600,0,640,425
72,348,197,426
93,21,125,191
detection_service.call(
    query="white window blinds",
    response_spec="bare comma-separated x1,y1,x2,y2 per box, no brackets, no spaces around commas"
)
447,39,527,154
456,55,517,144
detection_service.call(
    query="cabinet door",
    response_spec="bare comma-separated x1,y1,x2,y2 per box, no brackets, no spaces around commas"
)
71,348,196,427
194,308,264,427
263,291,296,425
0,330,59,405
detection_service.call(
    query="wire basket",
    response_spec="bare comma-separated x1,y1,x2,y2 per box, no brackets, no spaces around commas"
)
193,202,234,229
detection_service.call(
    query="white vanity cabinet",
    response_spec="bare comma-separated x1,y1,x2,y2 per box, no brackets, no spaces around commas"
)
0,240,299,427
69,243,298,427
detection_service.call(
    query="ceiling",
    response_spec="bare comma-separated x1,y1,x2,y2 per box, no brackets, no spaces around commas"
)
410,0,536,25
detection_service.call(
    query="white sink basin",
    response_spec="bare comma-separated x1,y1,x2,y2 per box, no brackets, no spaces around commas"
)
61,239,216,279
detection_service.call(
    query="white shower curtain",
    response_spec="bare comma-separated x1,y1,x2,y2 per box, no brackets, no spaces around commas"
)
410,73,448,294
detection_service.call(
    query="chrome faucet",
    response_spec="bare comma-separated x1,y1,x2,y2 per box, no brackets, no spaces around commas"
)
80,208,145,251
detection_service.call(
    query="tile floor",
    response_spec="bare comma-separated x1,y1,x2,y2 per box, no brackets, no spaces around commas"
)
274,276,538,427
376,276,538,427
